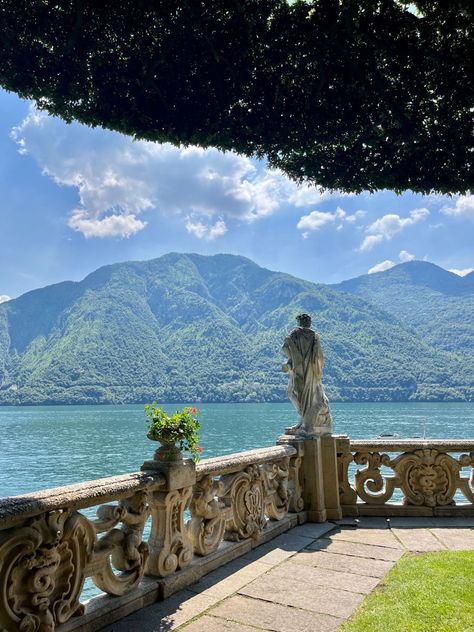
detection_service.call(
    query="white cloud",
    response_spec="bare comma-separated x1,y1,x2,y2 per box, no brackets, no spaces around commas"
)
0,295,11,304
297,207,348,233
449,267,473,277
399,250,415,262
368,260,395,274
360,208,429,251
185,219,227,241
288,185,353,207
68,210,147,238
440,195,474,220
346,210,366,223
11,106,349,239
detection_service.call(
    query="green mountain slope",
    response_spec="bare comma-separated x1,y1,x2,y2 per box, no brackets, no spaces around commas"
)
0,254,472,404
331,261,474,355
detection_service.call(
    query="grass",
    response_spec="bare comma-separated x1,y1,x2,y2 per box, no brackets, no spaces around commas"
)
340,551,474,632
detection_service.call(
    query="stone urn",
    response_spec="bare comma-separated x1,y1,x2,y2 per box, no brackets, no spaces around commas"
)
152,436,183,462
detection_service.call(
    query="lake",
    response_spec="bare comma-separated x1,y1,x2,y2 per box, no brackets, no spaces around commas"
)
1,402,473,497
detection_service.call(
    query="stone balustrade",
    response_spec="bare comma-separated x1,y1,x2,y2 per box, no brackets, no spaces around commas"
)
0,444,304,632
1,436,473,631
337,438,474,517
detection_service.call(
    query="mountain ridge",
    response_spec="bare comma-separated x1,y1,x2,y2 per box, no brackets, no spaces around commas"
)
1,254,472,404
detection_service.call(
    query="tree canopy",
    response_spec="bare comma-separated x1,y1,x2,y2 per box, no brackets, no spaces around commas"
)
0,0,472,193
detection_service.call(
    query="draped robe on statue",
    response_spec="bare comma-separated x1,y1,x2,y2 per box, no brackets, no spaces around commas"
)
282,326,332,435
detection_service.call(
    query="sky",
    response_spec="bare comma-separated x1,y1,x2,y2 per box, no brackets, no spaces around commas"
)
0,88,473,302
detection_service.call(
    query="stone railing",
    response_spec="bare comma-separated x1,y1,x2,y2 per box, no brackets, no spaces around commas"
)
2,435,473,631
0,444,304,632
337,438,474,517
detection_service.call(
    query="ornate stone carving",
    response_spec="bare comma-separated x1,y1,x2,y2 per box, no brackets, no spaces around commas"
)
337,449,358,508
288,455,305,513
353,448,474,507
187,476,232,556
222,465,266,541
0,510,95,632
262,458,290,520
392,449,459,507
90,492,149,595
354,451,397,505
146,487,194,577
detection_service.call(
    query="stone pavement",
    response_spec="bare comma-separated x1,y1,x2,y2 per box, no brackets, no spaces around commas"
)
103,517,474,632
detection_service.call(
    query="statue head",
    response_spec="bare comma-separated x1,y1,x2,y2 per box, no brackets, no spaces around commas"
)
296,313,311,328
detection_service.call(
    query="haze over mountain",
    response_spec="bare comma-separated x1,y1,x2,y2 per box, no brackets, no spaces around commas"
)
0,254,472,405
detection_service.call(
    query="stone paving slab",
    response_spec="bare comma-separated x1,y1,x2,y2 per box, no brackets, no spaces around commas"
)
238,573,365,619
101,517,473,632
308,538,404,562
291,548,395,578
208,594,342,632
429,527,474,550
188,560,270,599
181,615,260,632
240,532,318,566
329,527,403,549
390,527,446,552
102,589,216,632
269,560,380,594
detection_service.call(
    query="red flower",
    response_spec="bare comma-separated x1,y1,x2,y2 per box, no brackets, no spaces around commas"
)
197,447,203,453
188,407,198,414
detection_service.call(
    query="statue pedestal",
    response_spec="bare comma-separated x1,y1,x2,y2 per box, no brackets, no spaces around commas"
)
278,433,343,522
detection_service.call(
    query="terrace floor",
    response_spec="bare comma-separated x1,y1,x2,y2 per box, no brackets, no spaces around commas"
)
103,516,474,632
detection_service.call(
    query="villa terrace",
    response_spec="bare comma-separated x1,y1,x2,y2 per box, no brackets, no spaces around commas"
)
1,435,473,631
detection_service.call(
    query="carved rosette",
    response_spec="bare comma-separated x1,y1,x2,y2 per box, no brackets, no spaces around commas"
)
392,449,460,507
222,465,266,541
0,510,95,632
262,458,290,520
354,451,398,505
90,492,149,595
187,476,232,556
146,487,194,577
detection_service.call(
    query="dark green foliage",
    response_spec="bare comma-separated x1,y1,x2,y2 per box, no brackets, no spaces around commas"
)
0,254,472,405
0,1,472,193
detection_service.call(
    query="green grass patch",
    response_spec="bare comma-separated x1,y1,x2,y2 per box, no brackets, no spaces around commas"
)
341,550,474,632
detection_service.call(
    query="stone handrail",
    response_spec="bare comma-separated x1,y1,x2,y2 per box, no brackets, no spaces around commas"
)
337,437,474,516
0,444,304,632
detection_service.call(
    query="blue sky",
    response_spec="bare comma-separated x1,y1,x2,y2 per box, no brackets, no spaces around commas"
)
0,87,473,301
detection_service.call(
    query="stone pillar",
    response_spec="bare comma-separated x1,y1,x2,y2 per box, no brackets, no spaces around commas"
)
278,434,343,522
141,455,196,577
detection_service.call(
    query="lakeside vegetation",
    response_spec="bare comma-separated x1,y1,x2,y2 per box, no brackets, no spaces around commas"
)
0,254,472,405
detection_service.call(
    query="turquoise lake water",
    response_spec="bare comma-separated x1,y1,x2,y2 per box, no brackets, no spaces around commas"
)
1,402,473,497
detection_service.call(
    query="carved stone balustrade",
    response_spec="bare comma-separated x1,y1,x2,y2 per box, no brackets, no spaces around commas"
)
0,445,305,632
336,439,474,517
0,472,164,632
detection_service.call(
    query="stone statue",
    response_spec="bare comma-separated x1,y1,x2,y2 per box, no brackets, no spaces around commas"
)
282,313,332,436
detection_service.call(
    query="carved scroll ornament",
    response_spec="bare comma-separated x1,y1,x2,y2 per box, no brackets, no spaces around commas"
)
353,448,474,507
0,510,95,632
187,476,231,556
90,491,149,595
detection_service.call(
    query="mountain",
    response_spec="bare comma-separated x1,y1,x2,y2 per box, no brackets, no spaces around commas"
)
331,261,474,355
0,254,472,405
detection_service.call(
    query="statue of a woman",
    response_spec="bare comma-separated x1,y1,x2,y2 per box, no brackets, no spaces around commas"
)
282,313,332,436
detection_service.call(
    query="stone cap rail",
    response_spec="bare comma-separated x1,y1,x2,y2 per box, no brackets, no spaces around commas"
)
195,444,297,480
347,439,474,452
0,471,165,530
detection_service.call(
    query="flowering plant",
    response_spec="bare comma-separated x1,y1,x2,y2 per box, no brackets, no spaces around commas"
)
145,403,202,461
